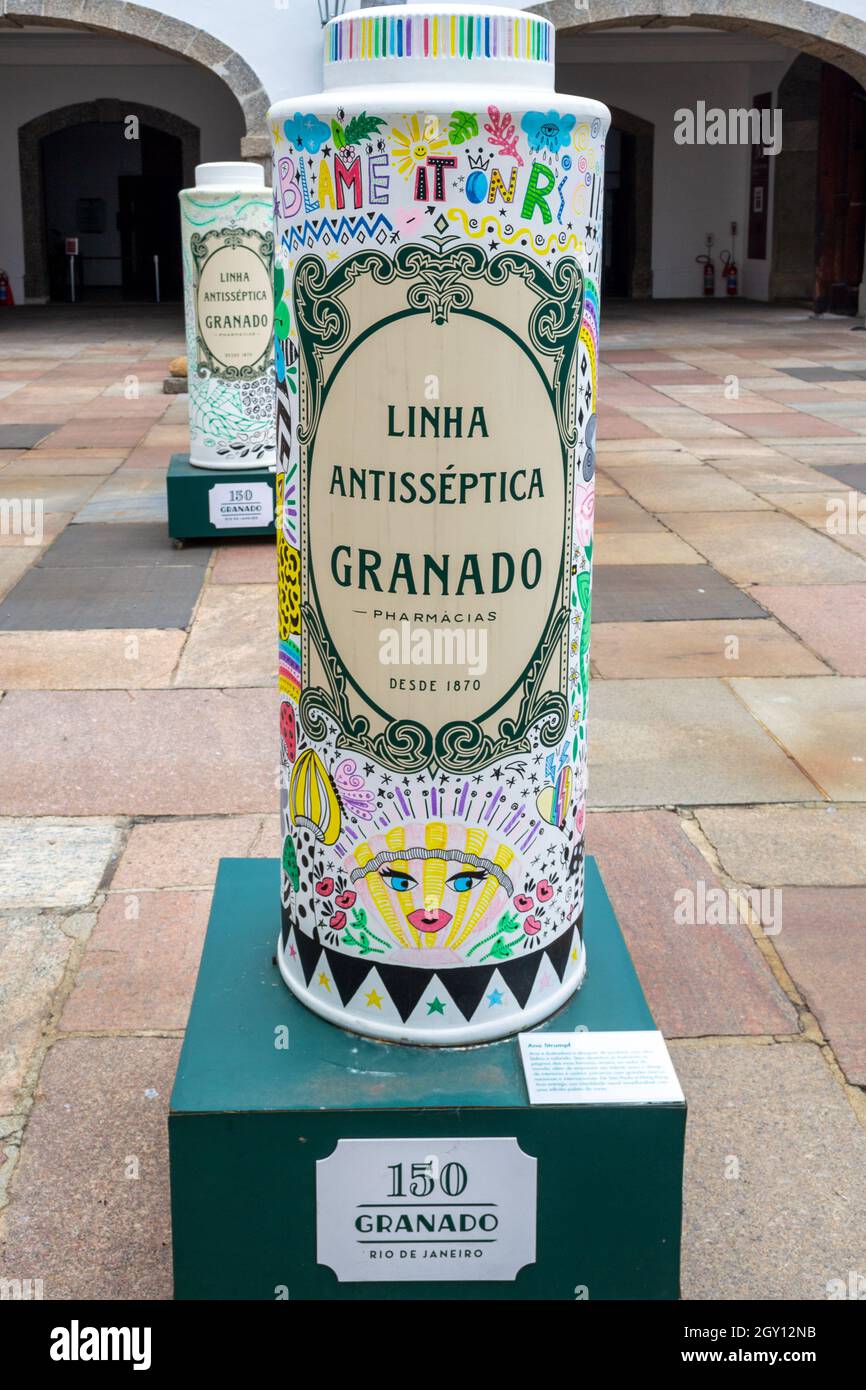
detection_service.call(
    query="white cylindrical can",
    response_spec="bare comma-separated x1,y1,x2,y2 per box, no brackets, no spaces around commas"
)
272,5,607,1043
178,162,276,469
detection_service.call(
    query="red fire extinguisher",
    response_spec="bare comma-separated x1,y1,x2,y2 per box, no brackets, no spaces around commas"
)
696,234,715,297
721,222,739,297
0,270,14,308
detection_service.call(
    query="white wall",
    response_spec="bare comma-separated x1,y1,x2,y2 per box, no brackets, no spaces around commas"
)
0,36,245,299
559,54,792,298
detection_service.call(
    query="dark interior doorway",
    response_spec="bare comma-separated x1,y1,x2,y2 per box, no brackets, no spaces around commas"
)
601,107,654,299
815,64,866,315
21,99,198,304
42,120,184,303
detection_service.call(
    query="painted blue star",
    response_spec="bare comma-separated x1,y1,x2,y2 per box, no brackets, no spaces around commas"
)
487,989,504,1007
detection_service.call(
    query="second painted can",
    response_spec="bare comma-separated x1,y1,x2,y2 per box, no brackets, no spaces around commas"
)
178,162,276,470
270,5,608,1043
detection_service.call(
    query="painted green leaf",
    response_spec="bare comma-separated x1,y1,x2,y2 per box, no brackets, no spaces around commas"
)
343,112,386,144
576,571,591,613
274,265,285,302
274,301,290,340
331,118,347,149
449,110,478,143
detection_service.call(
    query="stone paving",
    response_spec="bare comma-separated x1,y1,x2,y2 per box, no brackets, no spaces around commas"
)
1,302,866,1301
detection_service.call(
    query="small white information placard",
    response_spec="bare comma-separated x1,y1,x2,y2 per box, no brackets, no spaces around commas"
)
519,1030,684,1107
316,1137,536,1283
208,481,273,530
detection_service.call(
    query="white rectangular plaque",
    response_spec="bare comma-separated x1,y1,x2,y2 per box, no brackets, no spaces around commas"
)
207,481,274,530
316,1137,536,1283
519,1030,684,1107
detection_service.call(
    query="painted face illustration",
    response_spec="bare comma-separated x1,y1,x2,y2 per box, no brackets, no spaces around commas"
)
378,862,490,934
348,820,518,954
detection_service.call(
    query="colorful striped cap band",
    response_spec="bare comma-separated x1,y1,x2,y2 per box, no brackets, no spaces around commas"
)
324,6,554,70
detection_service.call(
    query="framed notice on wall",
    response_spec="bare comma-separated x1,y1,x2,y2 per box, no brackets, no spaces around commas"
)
748,92,772,260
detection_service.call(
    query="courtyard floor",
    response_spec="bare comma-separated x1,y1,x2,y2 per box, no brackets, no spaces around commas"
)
0,300,865,1300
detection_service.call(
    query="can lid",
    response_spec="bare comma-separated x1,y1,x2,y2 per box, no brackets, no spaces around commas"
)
194,162,265,188
323,4,554,90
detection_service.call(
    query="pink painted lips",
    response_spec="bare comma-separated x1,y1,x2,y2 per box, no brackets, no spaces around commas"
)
407,907,453,934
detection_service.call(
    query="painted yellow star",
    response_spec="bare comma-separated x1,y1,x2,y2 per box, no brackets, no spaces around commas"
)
571,947,579,962
365,989,383,1009
318,971,331,993
272,123,283,146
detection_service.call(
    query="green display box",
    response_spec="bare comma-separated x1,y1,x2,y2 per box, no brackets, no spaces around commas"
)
166,453,276,542
169,857,685,1300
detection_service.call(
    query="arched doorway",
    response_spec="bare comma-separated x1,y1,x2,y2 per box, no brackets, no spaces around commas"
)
603,106,654,299
24,100,198,303
535,0,866,308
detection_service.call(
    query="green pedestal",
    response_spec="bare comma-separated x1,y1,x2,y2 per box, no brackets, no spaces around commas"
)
169,857,685,1300
166,453,276,542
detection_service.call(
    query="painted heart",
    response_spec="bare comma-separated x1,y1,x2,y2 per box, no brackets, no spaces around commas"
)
329,910,347,931
315,878,334,897
536,879,554,903
523,915,542,936
335,890,356,910
513,894,534,913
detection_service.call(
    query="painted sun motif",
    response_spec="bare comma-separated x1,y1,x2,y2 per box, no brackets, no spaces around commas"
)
389,114,449,179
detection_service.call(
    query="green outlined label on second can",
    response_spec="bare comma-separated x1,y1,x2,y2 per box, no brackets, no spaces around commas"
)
191,228,275,379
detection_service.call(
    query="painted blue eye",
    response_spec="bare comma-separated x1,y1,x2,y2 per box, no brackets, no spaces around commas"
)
381,869,416,892
450,872,482,894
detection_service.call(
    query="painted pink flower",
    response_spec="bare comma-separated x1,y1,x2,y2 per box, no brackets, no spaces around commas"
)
315,877,334,897
523,915,542,936
513,894,534,914
536,880,554,903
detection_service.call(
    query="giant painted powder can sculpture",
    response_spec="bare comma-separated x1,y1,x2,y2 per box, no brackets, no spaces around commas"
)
271,4,608,1043
179,162,276,469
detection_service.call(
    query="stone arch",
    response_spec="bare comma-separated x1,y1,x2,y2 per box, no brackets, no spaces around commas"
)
2,0,270,151
19,98,199,299
531,0,866,86
606,105,654,298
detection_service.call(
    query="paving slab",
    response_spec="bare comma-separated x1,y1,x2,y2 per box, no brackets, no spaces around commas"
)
0,1037,179,1300
0,629,185,688
0,688,276,816
604,464,770,514
0,562,205,631
0,475,101,515
174,584,277,688
587,811,797,1037
674,1040,866,1300
711,458,851,492
587,678,817,807
760,491,866,561
594,531,704,565
750,585,866,674
60,890,212,1033
782,366,866,382
210,540,277,584
661,511,866,585
73,470,168,524
0,549,39,602
0,424,59,450
590,618,828,679
34,419,150,451
0,818,123,909
594,496,666,532
730,677,866,801
767,889,866,1085
0,454,124,477
109,814,281,891
813,461,866,492
0,911,89,1113
38,520,209,569
695,805,866,887
592,564,765,623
